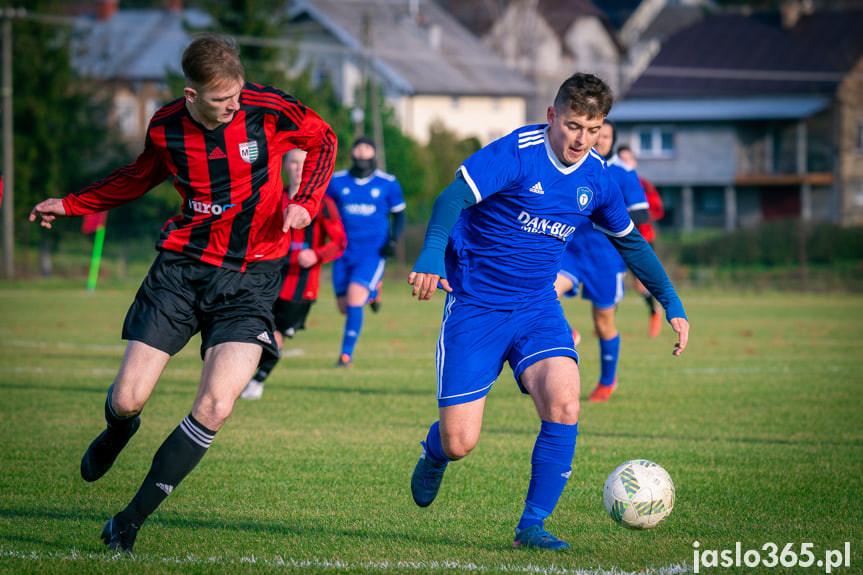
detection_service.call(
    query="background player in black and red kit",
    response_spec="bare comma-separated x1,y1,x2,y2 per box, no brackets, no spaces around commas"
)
240,148,347,400
29,33,336,556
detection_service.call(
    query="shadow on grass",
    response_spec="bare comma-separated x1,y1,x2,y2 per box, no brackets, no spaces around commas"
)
0,505,493,553
287,384,428,397
468,422,863,448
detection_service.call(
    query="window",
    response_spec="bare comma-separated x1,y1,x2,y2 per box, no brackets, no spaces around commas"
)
113,96,138,137
634,126,675,158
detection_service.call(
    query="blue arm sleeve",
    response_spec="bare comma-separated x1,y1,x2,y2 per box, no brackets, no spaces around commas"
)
607,227,687,321
412,176,477,278
389,209,407,240
628,207,650,226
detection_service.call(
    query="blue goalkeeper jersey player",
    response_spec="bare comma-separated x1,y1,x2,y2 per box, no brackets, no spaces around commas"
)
326,136,406,367
407,73,689,551
557,119,650,402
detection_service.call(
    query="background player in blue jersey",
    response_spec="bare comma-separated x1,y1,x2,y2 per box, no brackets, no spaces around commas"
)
327,137,406,367
554,119,651,402
618,145,666,338
407,73,689,551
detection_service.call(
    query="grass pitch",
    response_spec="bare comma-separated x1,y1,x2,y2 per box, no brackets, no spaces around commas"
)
0,270,861,574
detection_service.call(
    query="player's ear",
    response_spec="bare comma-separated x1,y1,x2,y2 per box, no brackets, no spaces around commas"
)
546,106,556,124
184,86,197,103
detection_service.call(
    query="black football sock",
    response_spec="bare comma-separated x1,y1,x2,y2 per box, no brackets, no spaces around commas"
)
118,414,216,526
253,355,280,384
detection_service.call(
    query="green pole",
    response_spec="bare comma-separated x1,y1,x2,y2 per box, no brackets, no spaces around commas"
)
86,226,105,293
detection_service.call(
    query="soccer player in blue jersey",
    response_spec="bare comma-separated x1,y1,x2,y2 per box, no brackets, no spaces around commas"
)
327,137,406,367
554,120,650,402
408,73,689,551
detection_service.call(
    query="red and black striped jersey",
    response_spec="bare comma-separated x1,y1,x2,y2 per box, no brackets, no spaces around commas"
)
62,83,337,272
279,193,347,302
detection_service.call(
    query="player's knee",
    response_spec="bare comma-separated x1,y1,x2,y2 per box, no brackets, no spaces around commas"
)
110,385,146,417
551,398,580,426
193,397,234,430
441,435,477,461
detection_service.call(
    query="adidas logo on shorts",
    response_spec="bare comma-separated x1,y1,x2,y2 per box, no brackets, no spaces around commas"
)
256,331,272,344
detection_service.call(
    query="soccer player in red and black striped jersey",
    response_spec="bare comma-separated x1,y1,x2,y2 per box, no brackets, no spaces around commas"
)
29,33,336,556
240,148,347,400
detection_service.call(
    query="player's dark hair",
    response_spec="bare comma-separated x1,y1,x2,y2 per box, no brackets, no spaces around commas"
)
182,33,245,90
604,119,617,159
616,144,632,156
554,73,614,119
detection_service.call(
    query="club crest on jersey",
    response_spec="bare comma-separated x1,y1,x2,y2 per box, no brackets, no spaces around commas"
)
577,187,593,211
239,141,259,163
371,188,381,198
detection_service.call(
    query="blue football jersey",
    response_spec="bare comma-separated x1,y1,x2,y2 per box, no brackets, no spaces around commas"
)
447,125,633,308
326,169,406,244
564,154,648,277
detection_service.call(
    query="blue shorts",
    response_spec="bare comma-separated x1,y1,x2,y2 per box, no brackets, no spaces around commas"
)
435,294,579,407
560,234,626,309
332,241,386,297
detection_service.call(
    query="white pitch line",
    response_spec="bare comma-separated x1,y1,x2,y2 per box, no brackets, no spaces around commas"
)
679,365,846,375
0,549,691,574
0,339,127,353
0,365,203,378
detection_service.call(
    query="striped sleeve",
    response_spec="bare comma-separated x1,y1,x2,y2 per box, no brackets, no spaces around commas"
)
242,85,337,220
313,195,348,263
62,137,171,216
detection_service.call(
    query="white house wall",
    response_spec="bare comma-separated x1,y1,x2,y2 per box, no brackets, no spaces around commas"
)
619,124,737,186
401,94,527,145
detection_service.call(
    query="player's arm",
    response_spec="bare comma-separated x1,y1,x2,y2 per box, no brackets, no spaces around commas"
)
314,196,347,264
381,208,406,257
31,142,169,228
620,168,650,225
604,226,689,356
280,106,337,231
628,206,650,226
409,175,476,300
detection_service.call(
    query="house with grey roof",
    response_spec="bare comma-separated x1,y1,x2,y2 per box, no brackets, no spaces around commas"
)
439,0,711,124
439,0,623,123
69,0,211,142
609,2,863,229
285,0,534,144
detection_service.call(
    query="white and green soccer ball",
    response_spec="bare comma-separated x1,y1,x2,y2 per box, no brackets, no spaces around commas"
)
603,459,675,529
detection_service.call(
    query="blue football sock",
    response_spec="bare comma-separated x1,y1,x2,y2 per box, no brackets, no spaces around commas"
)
599,334,620,386
422,420,450,464
341,305,364,357
518,420,578,530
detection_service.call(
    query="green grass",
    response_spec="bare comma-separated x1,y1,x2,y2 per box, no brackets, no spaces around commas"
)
1,269,862,574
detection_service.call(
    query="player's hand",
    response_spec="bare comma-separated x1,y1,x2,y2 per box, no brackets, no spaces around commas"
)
297,249,318,268
380,238,397,258
29,198,67,229
669,317,689,356
408,271,451,301
283,204,311,232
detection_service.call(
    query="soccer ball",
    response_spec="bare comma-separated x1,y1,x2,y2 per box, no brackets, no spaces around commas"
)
603,459,675,529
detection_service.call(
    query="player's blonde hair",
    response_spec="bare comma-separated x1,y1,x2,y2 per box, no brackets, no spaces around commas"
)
182,33,245,90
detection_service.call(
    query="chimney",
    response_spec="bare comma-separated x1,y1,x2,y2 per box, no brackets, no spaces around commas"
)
780,0,813,29
427,23,441,51
96,0,118,21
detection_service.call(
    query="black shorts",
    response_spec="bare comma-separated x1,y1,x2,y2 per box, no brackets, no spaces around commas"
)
122,251,281,360
273,299,314,336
